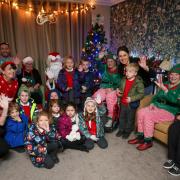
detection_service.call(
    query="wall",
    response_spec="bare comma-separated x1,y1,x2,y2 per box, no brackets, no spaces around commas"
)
92,5,111,47
110,0,180,62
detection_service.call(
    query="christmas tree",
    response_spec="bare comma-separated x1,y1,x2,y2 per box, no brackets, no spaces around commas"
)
81,14,107,70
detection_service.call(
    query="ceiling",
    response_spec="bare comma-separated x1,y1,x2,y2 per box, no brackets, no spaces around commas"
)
48,0,125,6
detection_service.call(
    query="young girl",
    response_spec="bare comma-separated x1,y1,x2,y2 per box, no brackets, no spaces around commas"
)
57,103,88,152
16,85,38,124
25,111,61,169
78,97,108,150
57,56,80,106
48,99,63,128
4,102,28,152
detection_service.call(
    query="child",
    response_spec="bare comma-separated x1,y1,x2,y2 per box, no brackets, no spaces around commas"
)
48,99,63,128
163,113,180,176
25,111,61,169
4,102,28,152
57,103,88,152
78,59,95,109
57,56,80,106
93,53,121,128
116,63,144,139
44,88,61,110
78,97,108,150
16,85,38,124
128,64,180,151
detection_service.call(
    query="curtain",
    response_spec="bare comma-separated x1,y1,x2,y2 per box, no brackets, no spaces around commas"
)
0,2,92,81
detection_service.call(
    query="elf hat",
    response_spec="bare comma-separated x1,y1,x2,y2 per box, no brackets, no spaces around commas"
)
17,84,30,97
106,52,117,61
22,56,33,64
83,97,97,115
1,61,16,70
169,63,180,74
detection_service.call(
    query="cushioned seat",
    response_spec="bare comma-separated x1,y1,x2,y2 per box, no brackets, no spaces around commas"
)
154,121,173,134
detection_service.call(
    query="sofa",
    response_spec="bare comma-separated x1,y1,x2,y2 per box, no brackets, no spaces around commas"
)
137,95,173,145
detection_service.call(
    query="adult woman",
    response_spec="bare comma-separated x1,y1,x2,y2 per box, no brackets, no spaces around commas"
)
128,64,180,151
17,57,43,105
0,61,18,100
117,46,155,95
93,53,121,128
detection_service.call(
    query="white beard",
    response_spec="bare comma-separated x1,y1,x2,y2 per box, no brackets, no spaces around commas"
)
49,62,62,81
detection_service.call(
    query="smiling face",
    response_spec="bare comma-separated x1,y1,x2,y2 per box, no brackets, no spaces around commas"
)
85,101,96,114
0,44,10,57
52,103,60,114
107,58,116,69
24,62,33,72
169,72,180,85
2,64,16,80
65,58,74,70
10,108,20,120
118,50,130,65
50,92,59,100
66,105,76,118
20,91,29,104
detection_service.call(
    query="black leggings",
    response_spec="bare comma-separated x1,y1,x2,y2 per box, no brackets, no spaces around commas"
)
0,137,9,158
44,142,59,169
60,138,88,152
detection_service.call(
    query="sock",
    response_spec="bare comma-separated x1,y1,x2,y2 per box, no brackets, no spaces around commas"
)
144,137,152,143
136,132,144,140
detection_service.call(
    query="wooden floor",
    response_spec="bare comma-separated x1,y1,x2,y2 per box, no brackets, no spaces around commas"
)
0,132,179,180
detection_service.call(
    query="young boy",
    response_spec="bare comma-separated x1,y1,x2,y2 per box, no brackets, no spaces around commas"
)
16,85,38,124
78,59,95,109
116,63,144,139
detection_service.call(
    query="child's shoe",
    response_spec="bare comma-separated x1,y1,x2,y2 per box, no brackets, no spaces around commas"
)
163,159,175,169
136,142,153,151
105,119,112,128
168,165,180,176
122,132,130,139
116,130,124,137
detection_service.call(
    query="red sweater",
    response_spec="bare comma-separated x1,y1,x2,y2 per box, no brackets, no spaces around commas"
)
86,120,97,135
121,79,135,105
0,75,18,99
65,71,73,88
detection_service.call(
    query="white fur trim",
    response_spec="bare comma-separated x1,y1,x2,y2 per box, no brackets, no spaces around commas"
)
22,56,33,64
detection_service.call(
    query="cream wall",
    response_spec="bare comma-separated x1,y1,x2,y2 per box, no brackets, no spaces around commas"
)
92,5,111,47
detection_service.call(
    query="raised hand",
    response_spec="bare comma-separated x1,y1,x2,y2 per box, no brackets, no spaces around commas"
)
45,69,54,80
154,74,168,92
0,94,9,109
139,55,149,71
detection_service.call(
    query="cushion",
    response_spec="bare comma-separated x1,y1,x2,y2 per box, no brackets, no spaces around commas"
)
154,121,173,134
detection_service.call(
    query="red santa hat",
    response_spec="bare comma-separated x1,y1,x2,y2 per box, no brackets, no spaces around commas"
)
1,61,16,70
47,52,61,62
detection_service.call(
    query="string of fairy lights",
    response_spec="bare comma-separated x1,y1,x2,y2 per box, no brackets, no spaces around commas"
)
0,0,96,15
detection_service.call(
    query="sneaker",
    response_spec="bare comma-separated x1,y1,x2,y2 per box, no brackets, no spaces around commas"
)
168,165,180,176
136,142,153,151
163,159,175,169
116,130,124,137
105,119,112,128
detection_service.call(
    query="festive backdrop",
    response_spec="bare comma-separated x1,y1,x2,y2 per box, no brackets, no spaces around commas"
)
110,0,180,64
